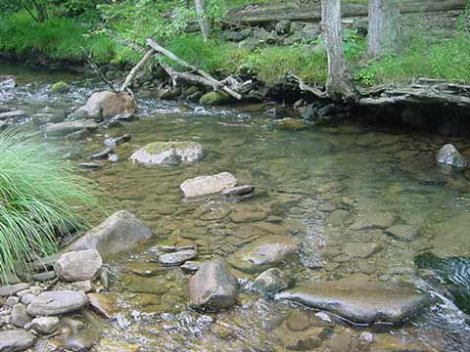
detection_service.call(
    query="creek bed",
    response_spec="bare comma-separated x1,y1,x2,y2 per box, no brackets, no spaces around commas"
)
1,63,470,351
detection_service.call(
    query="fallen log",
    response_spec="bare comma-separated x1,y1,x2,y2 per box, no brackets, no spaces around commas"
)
227,0,466,25
146,38,242,100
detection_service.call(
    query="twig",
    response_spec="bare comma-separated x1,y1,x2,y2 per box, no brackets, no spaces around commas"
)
80,47,115,92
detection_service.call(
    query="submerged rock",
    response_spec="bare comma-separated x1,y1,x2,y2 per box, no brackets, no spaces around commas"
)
54,249,102,282
252,268,291,295
180,172,237,198
436,144,466,169
386,224,421,242
159,249,197,266
27,291,88,316
64,210,152,259
188,259,238,312
229,236,299,273
42,120,98,135
276,278,429,325
273,118,308,130
130,141,204,166
0,283,29,297
69,91,136,120
0,329,35,352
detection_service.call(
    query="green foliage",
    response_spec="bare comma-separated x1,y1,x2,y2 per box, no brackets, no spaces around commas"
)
244,44,327,83
357,31,470,85
0,131,97,282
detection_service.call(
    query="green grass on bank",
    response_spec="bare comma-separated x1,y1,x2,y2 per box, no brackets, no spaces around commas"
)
1,3,470,85
0,131,97,282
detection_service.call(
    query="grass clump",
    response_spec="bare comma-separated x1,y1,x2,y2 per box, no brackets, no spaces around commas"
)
0,131,96,282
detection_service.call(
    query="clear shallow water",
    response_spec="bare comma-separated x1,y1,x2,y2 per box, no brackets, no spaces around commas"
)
2,64,470,351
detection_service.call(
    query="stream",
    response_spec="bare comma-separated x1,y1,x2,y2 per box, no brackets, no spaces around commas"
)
1,62,470,351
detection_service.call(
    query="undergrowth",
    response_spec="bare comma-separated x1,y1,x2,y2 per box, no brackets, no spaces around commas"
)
0,131,97,282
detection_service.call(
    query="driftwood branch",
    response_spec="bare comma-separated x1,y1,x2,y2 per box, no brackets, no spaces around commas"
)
288,73,327,99
120,50,155,92
81,48,115,92
146,38,242,100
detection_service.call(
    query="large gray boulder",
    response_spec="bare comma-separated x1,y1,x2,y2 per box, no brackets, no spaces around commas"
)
180,172,237,198
188,259,238,312
276,280,429,325
0,329,35,352
27,291,88,316
229,236,299,273
436,144,467,168
69,91,136,120
54,249,102,282
130,141,204,166
63,211,152,259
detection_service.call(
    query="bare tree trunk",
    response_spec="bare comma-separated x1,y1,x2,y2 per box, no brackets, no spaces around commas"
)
321,0,357,102
367,0,400,58
195,0,210,41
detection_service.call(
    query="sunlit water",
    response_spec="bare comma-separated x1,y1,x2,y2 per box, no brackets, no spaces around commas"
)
1,62,470,351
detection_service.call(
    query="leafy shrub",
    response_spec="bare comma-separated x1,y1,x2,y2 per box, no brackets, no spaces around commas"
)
0,131,96,282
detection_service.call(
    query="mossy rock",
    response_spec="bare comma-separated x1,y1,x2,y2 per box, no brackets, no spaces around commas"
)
130,141,204,166
199,91,232,106
50,81,69,93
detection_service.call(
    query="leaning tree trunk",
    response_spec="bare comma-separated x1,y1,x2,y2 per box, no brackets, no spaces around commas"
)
367,0,401,58
195,0,210,41
321,0,357,102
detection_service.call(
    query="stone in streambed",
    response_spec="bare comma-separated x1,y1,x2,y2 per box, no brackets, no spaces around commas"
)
223,185,255,198
90,148,113,160
54,249,102,282
276,278,429,325
0,329,35,352
180,172,237,198
189,259,238,312
252,268,291,295
69,91,136,120
104,134,131,147
50,81,69,93
27,291,88,316
229,236,299,273
0,283,29,297
386,224,421,242
63,210,152,259
436,144,466,169
30,317,60,335
130,141,204,166
87,293,118,319
159,249,197,266
10,304,32,328
42,119,98,135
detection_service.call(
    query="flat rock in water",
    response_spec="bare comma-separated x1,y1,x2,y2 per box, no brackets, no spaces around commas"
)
343,242,381,259
229,236,299,273
0,110,28,121
276,279,429,325
350,211,395,230
104,134,131,146
63,210,152,259
180,172,237,198
386,224,420,242
159,249,197,266
27,291,88,316
87,293,118,319
0,283,29,297
130,141,204,166
43,120,98,135
0,329,35,352
54,249,102,282
90,148,113,160
188,259,238,312
223,185,255,196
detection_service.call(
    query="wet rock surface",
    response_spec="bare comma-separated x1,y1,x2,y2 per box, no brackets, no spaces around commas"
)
158,249,197,266
54,249,102,282
69,91,136,120
252,268,291,295
189,259,239,312
130,141,204,166
436,144,466,168
180,172,237,198
64,210,152,258
0,329,35,352
276,277,429,325
27,291,88,316
229,236,299,273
